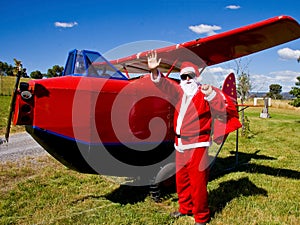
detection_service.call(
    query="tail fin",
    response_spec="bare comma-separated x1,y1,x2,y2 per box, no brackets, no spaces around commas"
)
212,72,241,144
222,73,237,104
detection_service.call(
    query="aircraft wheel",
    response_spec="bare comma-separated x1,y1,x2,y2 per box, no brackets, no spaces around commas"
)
151,162,176,202
155,162,176,187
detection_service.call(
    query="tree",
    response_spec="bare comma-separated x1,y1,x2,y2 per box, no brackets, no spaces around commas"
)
237,72,252,104
234,58,252,137
266,84,283,99
289,76,300,107
47,65,64,77
21,68,28,78
0,61,14,76
30,70,43,79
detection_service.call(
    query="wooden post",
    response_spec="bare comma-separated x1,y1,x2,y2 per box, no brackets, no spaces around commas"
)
260,97,270,118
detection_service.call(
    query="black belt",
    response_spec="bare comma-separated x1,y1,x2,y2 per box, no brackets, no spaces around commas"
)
176,134,190,139
176,131,210,139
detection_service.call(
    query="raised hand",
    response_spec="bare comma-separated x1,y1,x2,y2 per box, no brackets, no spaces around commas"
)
147,50,161,71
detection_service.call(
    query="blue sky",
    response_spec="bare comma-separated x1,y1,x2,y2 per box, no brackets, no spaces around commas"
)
1,0,300,92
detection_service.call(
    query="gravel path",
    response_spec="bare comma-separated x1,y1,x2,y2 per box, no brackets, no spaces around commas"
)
0,132,46,163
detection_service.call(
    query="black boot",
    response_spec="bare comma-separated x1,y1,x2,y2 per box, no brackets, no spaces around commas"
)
170,211,193,218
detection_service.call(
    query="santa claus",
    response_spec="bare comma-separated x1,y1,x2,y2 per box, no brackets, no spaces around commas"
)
147,50,241,225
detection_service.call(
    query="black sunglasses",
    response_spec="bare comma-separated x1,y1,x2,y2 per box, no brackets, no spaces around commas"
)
180,74,193,80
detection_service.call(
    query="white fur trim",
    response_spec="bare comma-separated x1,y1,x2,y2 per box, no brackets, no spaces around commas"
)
176,94,193,134
150,71,161,83
204,90,216,101
180,66,196,75
175,141,211,152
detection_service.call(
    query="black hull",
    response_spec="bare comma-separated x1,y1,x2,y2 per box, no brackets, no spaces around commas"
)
26,126,175,179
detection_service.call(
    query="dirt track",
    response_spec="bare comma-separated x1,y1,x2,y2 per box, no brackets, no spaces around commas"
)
0,132,46,162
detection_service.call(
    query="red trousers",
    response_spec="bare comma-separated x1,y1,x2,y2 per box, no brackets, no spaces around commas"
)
176,147,210,223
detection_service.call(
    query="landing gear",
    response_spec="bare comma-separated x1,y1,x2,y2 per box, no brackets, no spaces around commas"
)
150,162,176,202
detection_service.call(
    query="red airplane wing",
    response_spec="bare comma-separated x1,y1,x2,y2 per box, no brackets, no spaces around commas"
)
110,15,300,74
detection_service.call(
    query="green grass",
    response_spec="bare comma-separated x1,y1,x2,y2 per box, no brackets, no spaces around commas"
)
0,96,25,134
209,107,300,225
0,76,31,96
0,76,15,96
0,90,299,224
0,76,30,134
0,96,11,133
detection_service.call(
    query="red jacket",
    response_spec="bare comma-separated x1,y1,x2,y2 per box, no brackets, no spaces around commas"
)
153,75,241,151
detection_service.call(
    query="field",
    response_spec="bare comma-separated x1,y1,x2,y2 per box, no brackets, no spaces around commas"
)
0,86,299,224
0,76,31,134
0,76,31,96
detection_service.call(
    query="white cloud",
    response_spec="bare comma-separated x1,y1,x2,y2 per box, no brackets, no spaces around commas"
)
277,48,300,60
206,67,234,75
198,64,299,92
200,67,235,88
202,66,299,92
251,70,300,92
54,21,78,28
226,5,241,10
189,24,221,36
270,70,300,82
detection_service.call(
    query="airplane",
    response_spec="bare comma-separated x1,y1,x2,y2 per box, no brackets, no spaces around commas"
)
3,15,300,189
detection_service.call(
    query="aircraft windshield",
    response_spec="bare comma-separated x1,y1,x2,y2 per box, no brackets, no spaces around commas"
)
66,49,127,80
87,51,127,79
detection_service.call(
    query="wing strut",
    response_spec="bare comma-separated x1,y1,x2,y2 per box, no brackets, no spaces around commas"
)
165,59,178,77
122,66,130,78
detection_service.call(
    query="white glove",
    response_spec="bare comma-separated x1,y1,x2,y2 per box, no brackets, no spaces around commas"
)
201,84,213,96
147,50,161,70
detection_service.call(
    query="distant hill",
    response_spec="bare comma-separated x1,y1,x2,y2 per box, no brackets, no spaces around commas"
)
249,92,295,100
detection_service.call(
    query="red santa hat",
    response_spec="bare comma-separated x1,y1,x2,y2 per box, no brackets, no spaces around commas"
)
180,62,201,82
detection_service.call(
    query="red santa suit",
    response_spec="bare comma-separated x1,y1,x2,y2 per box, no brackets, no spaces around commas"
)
151,62,241,224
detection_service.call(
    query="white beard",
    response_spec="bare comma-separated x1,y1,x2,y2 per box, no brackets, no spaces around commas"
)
180,79,198,97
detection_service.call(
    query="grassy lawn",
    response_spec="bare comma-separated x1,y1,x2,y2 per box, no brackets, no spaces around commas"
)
0,95,299,224
0,76,31,96
0,76,30,134
208,108,300,225
0,96,25,135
